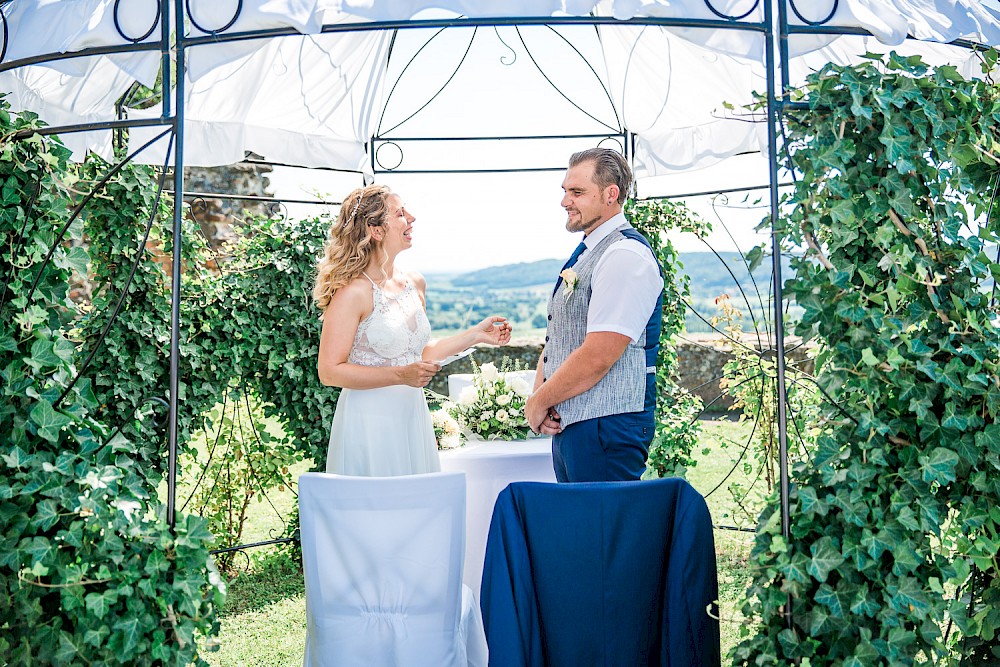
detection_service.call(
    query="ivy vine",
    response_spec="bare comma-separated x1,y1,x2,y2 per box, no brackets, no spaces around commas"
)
628,198,711,477
0,101,223,665
734,52,1000,664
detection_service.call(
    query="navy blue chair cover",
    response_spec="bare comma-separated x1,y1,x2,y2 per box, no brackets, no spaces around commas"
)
479,478,720,667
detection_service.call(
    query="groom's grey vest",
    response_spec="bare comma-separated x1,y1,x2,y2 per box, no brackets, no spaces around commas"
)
543,222,651,428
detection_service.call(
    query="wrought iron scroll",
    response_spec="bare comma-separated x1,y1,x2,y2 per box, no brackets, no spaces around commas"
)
374,141,404,171
788,0,839,27
704,0,761,22
493,26,517,65
0,1,8,63
113,0,161,43
186,0,243,36
377,25,478,137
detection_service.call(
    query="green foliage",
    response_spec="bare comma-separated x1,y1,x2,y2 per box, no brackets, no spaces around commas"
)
447,358,532,440
714,294,820,526
76,183,338,575
77,193,338,469
424,276,550,334
0,99,223,665
734,53,1000,664
182,392,303,572
627,198,710,477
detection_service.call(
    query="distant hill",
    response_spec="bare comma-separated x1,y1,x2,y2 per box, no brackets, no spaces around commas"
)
450,259,564,289
679,252,792,299
447,252,790,296
425,252,797,334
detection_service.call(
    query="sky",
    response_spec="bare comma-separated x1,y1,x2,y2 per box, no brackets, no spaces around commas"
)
267,163,774,274
261,15,783,274
259,4,1000,275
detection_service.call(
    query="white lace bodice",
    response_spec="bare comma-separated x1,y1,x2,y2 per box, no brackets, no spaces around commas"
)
348,273,431,367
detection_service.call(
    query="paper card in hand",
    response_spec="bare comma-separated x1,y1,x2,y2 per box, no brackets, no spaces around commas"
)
435,348,475,367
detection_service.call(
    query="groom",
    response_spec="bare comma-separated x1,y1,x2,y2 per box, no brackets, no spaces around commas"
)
525,148,663,482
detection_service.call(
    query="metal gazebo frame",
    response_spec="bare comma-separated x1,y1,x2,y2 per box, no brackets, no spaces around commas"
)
2,0,992,622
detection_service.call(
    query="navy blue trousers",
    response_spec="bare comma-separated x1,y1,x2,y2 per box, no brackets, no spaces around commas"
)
551,374,656,483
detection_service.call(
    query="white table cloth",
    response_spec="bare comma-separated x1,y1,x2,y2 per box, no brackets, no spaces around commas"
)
439,437,556,593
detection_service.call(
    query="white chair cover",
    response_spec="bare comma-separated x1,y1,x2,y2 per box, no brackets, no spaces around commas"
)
298,471,488,667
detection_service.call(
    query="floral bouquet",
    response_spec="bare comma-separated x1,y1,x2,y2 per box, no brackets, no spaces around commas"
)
432,409,464,450
447,359,533,440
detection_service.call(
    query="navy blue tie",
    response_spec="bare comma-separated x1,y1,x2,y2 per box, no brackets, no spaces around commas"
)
553,240,587,295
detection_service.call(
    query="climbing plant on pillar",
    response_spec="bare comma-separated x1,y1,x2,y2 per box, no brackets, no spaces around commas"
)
0,102,223,665
734,52,1000,665
627,198,710,477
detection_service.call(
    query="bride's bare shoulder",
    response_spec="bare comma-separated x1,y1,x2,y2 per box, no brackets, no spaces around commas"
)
329,276,374,311
406,270,426,292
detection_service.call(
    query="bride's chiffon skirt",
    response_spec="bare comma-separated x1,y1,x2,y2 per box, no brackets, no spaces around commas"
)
326,385,441,476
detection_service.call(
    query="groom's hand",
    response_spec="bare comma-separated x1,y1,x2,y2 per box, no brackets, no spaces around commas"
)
526,395,562,435
540,408,561,435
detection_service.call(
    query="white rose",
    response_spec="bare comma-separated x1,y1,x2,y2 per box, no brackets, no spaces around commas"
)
459,386,478,406
496,409,509,422
509,378,531,397
496,393,512,406
480,363,499,383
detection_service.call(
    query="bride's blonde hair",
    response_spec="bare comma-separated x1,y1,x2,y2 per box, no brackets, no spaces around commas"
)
313,184,393,312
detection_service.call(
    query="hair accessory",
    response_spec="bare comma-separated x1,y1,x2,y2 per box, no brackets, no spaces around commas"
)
349,191,363,221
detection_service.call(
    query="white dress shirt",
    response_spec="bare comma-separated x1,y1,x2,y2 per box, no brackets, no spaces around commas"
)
578,212,664,343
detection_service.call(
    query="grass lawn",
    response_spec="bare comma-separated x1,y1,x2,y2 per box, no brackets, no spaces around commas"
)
201,417,763,665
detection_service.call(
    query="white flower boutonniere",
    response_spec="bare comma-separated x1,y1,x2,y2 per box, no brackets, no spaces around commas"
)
560,268,579,297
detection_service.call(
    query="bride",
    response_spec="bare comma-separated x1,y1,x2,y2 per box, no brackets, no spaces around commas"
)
314,184,512,476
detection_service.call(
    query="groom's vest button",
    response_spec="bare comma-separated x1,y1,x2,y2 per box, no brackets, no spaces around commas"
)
543,355,548,363
547,315,552,321
545,336,549,342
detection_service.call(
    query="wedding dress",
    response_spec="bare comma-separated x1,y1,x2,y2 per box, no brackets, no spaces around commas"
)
325,273,441,476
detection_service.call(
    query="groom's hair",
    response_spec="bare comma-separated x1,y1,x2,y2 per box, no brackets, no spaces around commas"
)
569,148,632,205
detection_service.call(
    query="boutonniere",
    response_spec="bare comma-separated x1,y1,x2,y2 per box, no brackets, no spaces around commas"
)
560,268,579,297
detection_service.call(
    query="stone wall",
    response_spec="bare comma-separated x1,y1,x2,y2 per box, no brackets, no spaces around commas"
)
186,163,274,249
428,333,814,413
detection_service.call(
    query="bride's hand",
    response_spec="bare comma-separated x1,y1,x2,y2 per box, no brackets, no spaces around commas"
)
399,361,441,388
474,316,512,346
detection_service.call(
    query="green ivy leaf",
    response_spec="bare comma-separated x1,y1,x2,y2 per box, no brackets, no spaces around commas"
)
22,535,54,565
2,445,33,468
919,447,959,485
808,536,845,583
113,616,142,654
889,575,930,615
975,425,1000,455
63,245,90,275
85,589,118,619
32,499,60,531
27,338,62,370
55,631,82,664
29,400,72,442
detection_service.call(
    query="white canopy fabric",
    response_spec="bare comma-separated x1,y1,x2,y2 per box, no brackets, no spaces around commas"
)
2,0,999,185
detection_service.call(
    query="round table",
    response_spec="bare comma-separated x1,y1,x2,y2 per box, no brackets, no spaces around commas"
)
439,437,556,593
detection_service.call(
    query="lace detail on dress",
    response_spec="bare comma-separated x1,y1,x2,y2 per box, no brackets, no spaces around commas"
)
348,275,431,367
